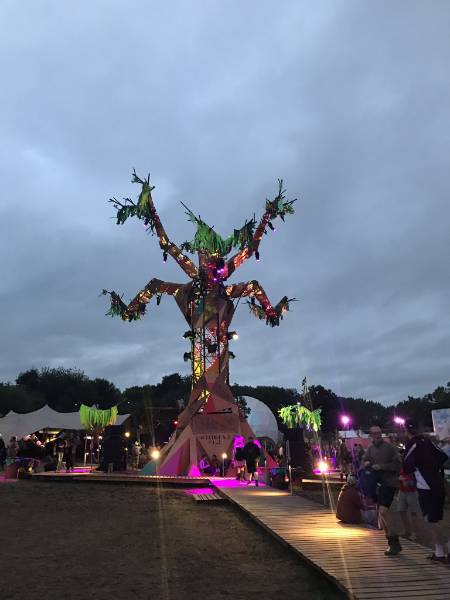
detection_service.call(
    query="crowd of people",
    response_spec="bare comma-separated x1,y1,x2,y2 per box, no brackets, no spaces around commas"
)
335,420,450,564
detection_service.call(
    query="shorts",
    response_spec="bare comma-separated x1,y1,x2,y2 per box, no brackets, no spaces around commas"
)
377,485,397,508
397,490,421,513
246,460,257,474
418,489,445,523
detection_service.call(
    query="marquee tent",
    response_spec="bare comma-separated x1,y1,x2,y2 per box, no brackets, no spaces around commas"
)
0,406,129,442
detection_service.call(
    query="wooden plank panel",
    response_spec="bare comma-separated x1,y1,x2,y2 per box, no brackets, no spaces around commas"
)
215,483,450,600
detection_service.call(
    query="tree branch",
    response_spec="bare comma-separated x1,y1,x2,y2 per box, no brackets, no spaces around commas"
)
225,180,296,278
226,281,296,327
102,279,186,322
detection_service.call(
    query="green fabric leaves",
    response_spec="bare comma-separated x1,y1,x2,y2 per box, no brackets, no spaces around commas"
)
79,404,118,430
180,202,256,256
265,179,296,221
246,296,296,327
278,405,322,431
109,170,156,230
101,290,146,321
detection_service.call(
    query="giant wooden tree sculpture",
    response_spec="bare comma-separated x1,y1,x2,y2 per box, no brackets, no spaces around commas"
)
103,171,296,475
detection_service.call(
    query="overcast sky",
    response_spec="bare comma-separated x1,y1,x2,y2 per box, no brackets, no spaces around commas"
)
1,1,449,406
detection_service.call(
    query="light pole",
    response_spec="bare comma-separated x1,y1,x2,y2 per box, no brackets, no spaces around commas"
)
318,460,329,505
151,448,160,475
221,452,227,477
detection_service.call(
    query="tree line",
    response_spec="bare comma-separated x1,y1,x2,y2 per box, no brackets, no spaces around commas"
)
1,367,449,432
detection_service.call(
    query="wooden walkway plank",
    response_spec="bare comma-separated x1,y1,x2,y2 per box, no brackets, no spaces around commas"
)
215,484,450,600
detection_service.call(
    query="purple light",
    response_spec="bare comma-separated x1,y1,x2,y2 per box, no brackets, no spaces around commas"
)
340,415,350,426
394,416,405,426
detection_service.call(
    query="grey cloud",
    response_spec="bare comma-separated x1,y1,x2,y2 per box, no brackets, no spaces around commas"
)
1,1,449,406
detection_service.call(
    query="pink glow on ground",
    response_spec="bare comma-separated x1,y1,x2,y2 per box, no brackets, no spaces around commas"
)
211,477,265,489
185,487,215,495
0,476,19,483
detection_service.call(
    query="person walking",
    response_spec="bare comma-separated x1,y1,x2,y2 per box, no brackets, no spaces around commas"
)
403,419,449,563
55,436,66,471
362,425,401,555
131,442,141,470
64,435,74,472
398,467,423,541
243,436,261,486
232,436,246,481
7,436,19,459
0,436,6,470
339,440,352,481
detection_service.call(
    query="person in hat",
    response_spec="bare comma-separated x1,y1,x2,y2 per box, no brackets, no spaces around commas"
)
403,419,449,563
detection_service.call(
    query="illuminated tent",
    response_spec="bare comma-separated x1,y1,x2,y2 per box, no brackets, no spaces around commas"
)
0,406,129,443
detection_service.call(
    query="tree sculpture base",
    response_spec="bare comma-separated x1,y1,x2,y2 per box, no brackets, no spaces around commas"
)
158,373,275,476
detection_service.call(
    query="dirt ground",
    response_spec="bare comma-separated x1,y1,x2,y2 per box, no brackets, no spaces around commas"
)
0,480,344,600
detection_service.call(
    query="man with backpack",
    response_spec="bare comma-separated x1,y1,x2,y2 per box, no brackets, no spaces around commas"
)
403,419,449,563
362,425,401,555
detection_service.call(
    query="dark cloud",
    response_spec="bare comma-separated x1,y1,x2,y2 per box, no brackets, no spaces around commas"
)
1,1,449,406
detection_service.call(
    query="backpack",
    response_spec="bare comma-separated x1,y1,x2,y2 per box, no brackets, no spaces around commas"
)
358,467,380,502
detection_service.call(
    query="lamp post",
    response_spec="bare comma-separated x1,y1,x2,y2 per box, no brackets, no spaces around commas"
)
317,460,329,506
221,452,227,477
151,448,160,475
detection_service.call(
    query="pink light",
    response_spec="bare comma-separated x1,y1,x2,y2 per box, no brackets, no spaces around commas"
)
341,415,350,426
185,487,215,496
394,416,405,426
188,464,202,477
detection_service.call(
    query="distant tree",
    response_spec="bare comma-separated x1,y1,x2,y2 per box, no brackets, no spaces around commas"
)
388,381,450,429
234,395,251,418
0,383,46,415
232,384,298,417
153,373,191,407
89,378,122,410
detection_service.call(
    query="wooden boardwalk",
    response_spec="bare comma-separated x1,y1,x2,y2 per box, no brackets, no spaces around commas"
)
216,484,450,600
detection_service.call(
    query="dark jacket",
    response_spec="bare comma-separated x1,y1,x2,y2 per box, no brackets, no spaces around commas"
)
243,442,260,465
403,434,447,495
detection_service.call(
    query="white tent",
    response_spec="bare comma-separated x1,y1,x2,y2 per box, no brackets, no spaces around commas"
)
243,396,280,443
0,406,129,442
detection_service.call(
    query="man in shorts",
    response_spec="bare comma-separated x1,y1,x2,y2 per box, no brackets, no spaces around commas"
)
362,425,401,555
403,419,449,563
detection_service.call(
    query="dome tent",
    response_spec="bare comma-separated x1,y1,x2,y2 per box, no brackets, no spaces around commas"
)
243,396,280,443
